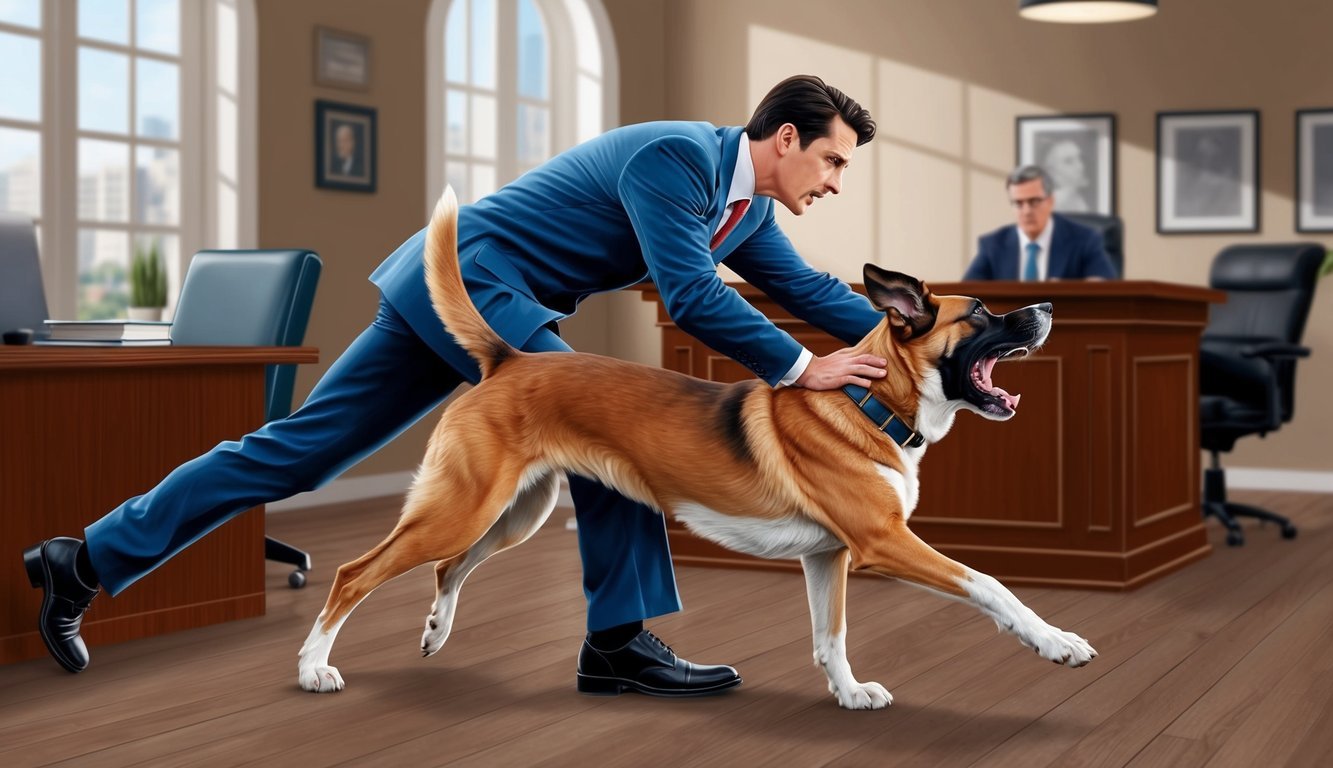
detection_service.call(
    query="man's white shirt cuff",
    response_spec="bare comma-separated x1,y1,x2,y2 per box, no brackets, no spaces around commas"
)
778,347,814,387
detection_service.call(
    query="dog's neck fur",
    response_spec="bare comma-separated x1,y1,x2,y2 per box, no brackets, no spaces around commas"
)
849,320,960,447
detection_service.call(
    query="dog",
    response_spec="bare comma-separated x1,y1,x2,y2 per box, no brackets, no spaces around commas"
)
296,188,1096,710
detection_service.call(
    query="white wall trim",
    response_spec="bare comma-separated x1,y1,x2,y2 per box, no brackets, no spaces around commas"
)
1222,467,1333,493
267,471,576,512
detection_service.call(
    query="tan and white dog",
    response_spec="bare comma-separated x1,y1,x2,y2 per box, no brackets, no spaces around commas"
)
296,188,1096,710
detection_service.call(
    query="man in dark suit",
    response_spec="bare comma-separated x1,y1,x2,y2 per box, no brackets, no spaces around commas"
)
964,165,1116,281
25,75,889,698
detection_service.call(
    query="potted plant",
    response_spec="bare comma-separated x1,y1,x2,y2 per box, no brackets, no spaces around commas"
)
128,240,168,321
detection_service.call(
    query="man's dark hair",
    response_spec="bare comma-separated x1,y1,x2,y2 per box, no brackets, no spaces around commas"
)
1006,165,1053,196
745,75,876,149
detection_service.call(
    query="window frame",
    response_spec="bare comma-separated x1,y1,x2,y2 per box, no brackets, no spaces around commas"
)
0,0,256,320
425,0,619,215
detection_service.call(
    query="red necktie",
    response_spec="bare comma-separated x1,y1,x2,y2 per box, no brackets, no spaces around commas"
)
709,199,750,250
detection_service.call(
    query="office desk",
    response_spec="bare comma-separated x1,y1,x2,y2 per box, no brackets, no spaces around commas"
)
1,345,317,665
640,281,1223,589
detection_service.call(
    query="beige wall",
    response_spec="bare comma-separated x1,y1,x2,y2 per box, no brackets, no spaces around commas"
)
255,0,1331,479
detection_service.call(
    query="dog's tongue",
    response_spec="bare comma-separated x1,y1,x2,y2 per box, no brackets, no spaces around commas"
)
981,357,1021,410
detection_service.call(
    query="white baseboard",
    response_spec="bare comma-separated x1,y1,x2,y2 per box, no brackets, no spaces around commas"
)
267,471,576,512
1222,467,1333,493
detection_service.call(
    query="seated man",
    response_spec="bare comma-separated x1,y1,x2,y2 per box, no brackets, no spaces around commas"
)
964,165,1116,281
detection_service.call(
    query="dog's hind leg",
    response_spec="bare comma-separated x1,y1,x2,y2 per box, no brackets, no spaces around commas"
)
801,548,892,710
297,455,529,692
853,522,1096,669
421,469,560,657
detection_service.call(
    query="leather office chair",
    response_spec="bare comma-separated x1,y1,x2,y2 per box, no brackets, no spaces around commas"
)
172,249,323,586
1199,243,1323,546
1061,212,1123,278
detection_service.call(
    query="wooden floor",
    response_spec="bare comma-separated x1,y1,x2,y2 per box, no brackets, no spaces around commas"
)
2,490,1331,767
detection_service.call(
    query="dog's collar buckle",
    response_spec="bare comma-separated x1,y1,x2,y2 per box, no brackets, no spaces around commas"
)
841,384,924,449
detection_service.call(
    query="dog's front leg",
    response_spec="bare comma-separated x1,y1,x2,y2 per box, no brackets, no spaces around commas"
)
854,523,1096,668
801,548,892,710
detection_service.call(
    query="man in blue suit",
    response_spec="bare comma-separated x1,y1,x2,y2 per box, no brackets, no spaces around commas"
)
964,165,1117,281
25,75,889,697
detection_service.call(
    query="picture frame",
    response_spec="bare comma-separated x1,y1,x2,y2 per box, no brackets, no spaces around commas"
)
1296,108,1333,232
1016,113,1117,215
315,100,376,193
314,26,371,90
1156,110,1260,234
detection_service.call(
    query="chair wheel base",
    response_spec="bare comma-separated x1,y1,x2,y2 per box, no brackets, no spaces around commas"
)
288,570,307,589
1281,525,1298,540
1226,531,1244,547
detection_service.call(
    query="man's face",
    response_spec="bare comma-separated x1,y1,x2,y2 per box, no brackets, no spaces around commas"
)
336,125,355,159
773,117,857,216
1008,178,1054,239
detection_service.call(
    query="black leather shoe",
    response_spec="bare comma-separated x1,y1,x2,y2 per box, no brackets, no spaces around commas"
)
576,630,741,697
23,538,99,673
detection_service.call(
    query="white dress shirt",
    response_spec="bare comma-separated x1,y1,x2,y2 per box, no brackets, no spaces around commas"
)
1016,219,1055,282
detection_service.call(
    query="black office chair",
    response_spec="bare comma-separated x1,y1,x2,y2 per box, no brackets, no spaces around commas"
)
172,249,323,586
1062,212,1123,278
1199,243,1323,546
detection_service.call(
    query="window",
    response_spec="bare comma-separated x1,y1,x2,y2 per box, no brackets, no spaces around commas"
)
0,0,256,321
426,0,618,209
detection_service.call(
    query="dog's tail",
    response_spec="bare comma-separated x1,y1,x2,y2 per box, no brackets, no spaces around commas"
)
425,186,513,379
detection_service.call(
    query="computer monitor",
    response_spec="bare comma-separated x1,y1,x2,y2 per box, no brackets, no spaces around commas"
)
0,213,50,337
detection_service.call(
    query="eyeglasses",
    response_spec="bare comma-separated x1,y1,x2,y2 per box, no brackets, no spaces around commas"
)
1010,196,1049,210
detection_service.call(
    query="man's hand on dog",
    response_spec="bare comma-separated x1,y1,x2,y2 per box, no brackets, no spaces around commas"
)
795,348,887,390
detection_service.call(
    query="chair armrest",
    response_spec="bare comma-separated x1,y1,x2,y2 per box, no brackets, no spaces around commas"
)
1240,342,1311,360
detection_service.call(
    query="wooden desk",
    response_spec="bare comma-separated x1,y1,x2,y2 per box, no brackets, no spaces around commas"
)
1,345,317,665
641,281,1223,590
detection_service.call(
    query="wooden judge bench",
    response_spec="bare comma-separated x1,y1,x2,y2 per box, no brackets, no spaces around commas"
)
640,280,1223,590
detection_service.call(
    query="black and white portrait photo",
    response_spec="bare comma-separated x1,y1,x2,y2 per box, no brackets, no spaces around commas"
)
1157,111,1258,234
315,100,377,193
1297,108,1333,232
1016,114,1116,215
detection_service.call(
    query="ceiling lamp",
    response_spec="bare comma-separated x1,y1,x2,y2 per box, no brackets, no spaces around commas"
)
1019,0,1158,23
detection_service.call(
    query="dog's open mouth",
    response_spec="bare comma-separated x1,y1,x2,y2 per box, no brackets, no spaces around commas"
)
968,347,1030,416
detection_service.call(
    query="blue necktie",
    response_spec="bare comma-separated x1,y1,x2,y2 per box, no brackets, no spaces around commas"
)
1023,242,1040,282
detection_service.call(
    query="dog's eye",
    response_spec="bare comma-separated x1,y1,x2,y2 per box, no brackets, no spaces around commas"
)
972,305,983,316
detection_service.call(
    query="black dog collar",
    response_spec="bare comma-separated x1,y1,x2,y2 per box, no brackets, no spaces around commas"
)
841,384,925,448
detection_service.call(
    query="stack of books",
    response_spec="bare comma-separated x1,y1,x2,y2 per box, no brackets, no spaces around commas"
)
41,319,173,346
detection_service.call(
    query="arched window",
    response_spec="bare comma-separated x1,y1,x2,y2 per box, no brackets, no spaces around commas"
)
426,0,618,209
0,0,256,320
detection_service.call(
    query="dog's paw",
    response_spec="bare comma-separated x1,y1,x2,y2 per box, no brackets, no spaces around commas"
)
421,616,449,657
834,681,893,710
1031,628,1097,668
298,664,345,693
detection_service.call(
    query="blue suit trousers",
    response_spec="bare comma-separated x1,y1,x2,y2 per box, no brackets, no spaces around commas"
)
84,298,682,631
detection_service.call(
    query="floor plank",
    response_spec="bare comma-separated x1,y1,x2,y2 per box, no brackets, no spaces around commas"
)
1,491,1329,767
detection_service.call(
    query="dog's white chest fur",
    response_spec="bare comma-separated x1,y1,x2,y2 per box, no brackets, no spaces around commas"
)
673,503,840,560
875,459,919,520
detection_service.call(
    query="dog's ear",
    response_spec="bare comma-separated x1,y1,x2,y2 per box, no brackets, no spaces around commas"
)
864,264,936,340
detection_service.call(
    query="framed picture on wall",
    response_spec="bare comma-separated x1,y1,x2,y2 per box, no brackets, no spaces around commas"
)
1016,113,1116,216
1156,110,1259,234
314,26,371,90
315,100,377,193
1296,108,1333,232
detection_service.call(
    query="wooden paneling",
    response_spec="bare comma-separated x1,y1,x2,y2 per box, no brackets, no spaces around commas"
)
1,346,317,664
640,281,1221,589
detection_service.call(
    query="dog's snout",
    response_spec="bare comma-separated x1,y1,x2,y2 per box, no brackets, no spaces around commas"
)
1036,302,1052,315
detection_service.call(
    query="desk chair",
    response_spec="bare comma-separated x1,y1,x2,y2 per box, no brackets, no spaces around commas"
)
1199,243,1323,546
1062,213,1124,278
172,249,322,585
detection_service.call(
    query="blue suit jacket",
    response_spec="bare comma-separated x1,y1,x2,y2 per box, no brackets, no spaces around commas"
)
371,122,882,385
963,214,1116,281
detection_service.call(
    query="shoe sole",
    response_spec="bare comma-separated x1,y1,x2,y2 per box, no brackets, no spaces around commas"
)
23,543,87,674
576,673,742,697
